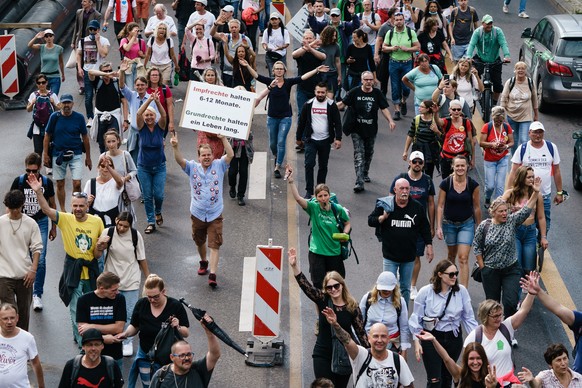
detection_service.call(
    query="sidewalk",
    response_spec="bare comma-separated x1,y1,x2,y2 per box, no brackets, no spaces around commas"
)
552,0,582,14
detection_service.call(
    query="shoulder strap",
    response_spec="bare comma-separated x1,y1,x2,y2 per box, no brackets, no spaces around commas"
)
443,118,453,135
387,29,394,46
395,305,401,332
475,324,484,343
330,203,343,233
103,356,116,387
486,122,493,139
392,350,401,378
545,140,555,158
162,85,168,99
149,36,154,46
104,226,115,264
131,228,138,260
363,292,371,328
519,142,528,160
406,26,412,42
154,365,171,387
355,349,373,386
438,289,454,320
480,218,492,255
70,355,84,387
498,322,512,344
167,38,171,56
18,174,26,190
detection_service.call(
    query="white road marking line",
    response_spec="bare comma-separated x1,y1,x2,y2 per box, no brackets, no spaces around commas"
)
239,256,256,332
248,151,267,200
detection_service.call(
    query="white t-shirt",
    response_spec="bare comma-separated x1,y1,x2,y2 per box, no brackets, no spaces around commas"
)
452,74,479,108
144,15,178,37
464,318,515,383
84,178,123,220
108,0,137,23
311,99,329,141
351,346,414,388
27,91,60,135
102,227,146,291
78,36,111,71
0,329,39,388
358,12,381,43
186,11,216,38
261,27,290,57
147,37,174,65
511,140,560,196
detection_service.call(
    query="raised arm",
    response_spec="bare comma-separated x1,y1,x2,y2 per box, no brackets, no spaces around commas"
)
27,174,57,222
220,135,234,164
521,271,575,326
416,331,461,381
322,307,360,360
169,131,187,170
201,315,221,371
285,167,308,209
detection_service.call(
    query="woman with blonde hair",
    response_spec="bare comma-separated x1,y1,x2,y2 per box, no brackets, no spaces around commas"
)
84,154,125,228
118,22,146,89
117,274,190,388
500,61,538,153
359,271,410,356
144,22,180,85
450,57,483,113
289,247,368,388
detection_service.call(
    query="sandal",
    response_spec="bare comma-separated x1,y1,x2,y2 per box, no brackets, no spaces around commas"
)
155,214,163,226
144,224,156,234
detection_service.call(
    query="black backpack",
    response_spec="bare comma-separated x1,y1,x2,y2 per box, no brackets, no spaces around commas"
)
104,226,139,264
32,91,55,129
70,355,117,387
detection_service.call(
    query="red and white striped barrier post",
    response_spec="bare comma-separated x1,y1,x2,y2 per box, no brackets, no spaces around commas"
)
0,35,19,99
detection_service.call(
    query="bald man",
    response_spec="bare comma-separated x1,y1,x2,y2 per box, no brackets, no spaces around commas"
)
323,310,415,387
368,178,433,303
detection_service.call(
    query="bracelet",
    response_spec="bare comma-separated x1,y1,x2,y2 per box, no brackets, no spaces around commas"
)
557,191,563,195
267,86,272,90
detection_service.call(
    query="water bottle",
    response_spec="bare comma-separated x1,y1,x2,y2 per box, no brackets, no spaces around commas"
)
174,72,180,86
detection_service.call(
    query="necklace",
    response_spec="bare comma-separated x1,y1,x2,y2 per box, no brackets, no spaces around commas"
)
9,217,23,235
173,369,188,387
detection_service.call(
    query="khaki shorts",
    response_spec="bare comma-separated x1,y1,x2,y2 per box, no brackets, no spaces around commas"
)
150,62,173,85
191,214,223,249
136,0,150,19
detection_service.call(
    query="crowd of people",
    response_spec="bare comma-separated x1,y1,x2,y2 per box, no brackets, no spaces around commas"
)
3,0,580,387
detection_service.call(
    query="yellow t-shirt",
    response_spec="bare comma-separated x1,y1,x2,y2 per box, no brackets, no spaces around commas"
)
56,212,104,279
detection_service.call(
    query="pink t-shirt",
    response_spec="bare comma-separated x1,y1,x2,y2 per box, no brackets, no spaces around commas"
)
120,37,146,59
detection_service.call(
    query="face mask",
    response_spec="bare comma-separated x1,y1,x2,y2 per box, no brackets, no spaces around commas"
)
429,11,437,15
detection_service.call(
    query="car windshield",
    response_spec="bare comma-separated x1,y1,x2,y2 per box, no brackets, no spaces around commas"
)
558,38,582,57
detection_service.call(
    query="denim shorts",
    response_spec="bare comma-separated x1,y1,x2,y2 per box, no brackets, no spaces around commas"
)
52,153,83,181
442,218,475,246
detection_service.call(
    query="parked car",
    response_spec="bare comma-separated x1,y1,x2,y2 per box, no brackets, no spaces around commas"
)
519,14,582,113
573,130,582,191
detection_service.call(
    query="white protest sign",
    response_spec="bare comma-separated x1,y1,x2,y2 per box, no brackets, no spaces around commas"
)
179,81,255,140
287,5,309,43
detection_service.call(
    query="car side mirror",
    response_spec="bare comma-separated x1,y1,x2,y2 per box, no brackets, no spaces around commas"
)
521,28,532,39
573,131,582,139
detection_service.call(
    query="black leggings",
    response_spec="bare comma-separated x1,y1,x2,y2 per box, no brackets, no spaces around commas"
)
313,355,351,388
421,329,463,388
32,134,44,158
228,149,249,199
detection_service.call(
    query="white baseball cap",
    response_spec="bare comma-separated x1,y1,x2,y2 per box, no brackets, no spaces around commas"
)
529,121,545,131
409,151,424,162
376,271,397,291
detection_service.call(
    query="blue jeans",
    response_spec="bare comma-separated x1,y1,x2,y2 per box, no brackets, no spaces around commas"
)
128,345,161,388
137,162,166,225
507,117,531,154
442,218,475,246
120,289,139,347
70,279,93,345
83,70,94,119
47,77,61,96
33,217,49,297
516,223,537,273
383,258,414,305
124,62,137,92
177,21,186,48
267,116,292,166
542,194,551,235
260,0,272,32
296,88,311,126
483,155,509,201
504,0,528,12
389,59,412,105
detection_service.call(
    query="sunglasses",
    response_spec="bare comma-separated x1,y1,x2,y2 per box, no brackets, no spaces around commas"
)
443,271,459,278
72,192,88,198
44,34,54,38
325,283,341,291
26,169,39,173
450,108,462,112
99,164,114,168
488,313,503,319
37,81,47,85
411,159,424,165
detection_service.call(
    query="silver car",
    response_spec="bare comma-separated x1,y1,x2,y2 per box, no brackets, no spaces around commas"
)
519,14,582,112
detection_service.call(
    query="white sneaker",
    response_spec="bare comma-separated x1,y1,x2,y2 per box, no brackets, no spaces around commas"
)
503,4,509,13
518,12,529,18
123,342,133,357
86,119,92,128
410,286,418,300
512,338,518,347
33,295,43,311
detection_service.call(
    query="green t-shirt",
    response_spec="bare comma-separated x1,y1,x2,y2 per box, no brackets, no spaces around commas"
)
305,200,349,256
384,28,418,61
40,44,63,78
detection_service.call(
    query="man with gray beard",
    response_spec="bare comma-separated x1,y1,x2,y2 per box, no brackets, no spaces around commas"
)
367,178,433,303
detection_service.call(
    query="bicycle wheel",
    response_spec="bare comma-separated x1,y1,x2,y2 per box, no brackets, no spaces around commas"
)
481,89,491,123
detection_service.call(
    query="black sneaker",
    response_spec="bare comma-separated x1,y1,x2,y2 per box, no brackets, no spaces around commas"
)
208,273,217,288
400,101,408,116
274,168,282,179
353,183,365,193
364,176,371,183
484,198,491,209
303,192,313,199
394,111,401,121
237,197,246,206
229,187,236,199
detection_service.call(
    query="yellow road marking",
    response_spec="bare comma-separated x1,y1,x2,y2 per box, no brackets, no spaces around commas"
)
540,250,576,346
